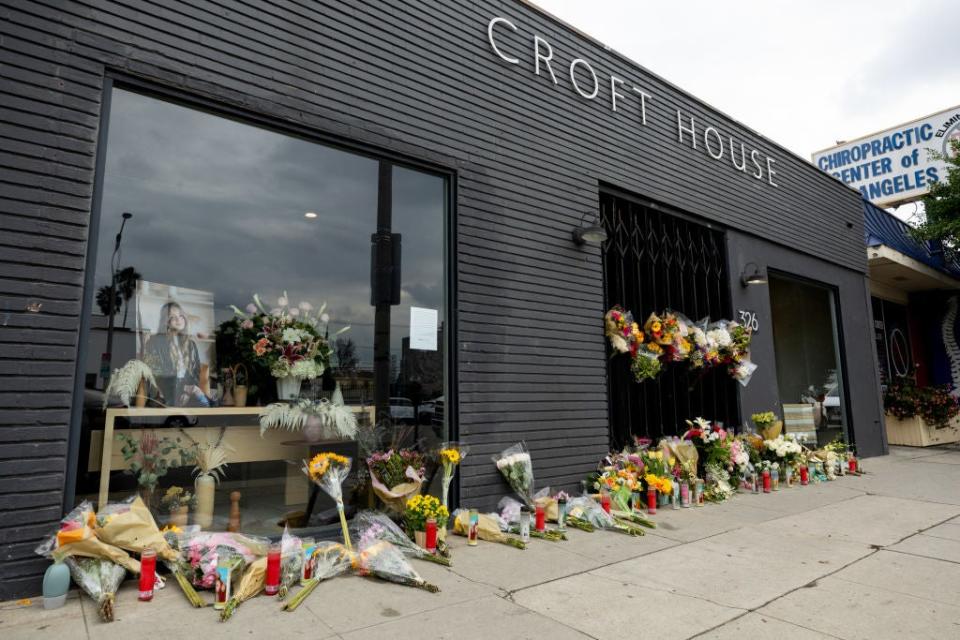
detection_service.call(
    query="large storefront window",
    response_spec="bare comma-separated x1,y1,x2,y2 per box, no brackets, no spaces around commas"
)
74,87,448,536
768,274,848,447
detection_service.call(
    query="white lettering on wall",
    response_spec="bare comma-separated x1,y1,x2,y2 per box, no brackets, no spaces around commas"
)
610,75,625,112
704,127,724,160
488,17,519,64
534,35,558,84
569,58,599,99
631,88,650,125
750,149,764,180
678,111,697,149
730,138,747,171
485,16,782,189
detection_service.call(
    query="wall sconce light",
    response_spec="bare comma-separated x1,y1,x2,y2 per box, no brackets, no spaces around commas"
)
572,213,608,246
740,262,768,287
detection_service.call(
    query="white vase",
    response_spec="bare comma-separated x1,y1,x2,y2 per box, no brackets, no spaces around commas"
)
195,473,216,529
276,376,303,401
303,415,325,443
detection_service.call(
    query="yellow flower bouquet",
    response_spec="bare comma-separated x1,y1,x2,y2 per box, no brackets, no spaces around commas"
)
438,441,469,509
303,452,353,550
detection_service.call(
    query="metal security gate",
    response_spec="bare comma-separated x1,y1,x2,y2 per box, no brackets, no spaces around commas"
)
601,190,740,448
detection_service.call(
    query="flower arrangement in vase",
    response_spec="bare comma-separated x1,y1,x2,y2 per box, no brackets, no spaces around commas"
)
103,359,157,408
230,293,349,401
186,432,230,529
160,486,195,527
116,430,187,509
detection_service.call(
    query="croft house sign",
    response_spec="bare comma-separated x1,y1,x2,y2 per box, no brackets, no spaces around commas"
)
487,16,781,188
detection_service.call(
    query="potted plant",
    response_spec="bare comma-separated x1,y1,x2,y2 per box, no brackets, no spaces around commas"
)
116,431,186,509
258,384,358,442
160,486,195,527
230,293,348,401
884,377,960,446
403,494,448,549
751,411,783,440
103,359,157,408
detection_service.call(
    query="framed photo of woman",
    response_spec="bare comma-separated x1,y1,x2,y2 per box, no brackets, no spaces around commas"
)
135,281,216,407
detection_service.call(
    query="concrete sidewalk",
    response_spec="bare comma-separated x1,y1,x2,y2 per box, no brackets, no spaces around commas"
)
4,445,960,639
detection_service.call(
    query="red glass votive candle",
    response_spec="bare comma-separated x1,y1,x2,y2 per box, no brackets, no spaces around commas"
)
762,470,771,493
265,542,281,596
848,457,857,473
139,548,156,602
600,492,611,514
535,504,546,532
800,466,809,485
425,517,437,553
646,486,657,514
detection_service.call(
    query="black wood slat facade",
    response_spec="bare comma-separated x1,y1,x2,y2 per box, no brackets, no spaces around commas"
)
0,0,883,597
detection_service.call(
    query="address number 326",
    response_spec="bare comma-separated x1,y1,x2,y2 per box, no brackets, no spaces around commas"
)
738,310,759,333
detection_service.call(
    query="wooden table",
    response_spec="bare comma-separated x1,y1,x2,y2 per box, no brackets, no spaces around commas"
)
95,405,373,509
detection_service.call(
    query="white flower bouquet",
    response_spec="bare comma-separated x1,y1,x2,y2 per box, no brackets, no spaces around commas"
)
493,442,535,506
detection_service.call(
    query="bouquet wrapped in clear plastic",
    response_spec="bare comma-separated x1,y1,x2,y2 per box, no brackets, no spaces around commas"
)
353,510,451,566
277,527,304,600
493,442,535,507
438,441,469,509
353,539,439,593
567,496,646,536
177,531,269,589
282,541,352,611
304,452,353,550
63,556,127,622
497,495,566,541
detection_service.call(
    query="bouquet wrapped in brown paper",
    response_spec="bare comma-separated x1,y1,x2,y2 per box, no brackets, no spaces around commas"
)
366,449,425,514
94,495,178,562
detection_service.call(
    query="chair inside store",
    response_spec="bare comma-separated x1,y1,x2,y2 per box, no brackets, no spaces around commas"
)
601,190,740,448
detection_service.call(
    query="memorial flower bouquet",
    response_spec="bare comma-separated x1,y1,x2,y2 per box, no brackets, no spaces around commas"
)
282,542,353,611
367,448,426,513
494,441,536,506
304,452,353,549
178,531,269,589
276,527,303,600
604,305,663,382
763,434,803,470
604,305,641,355
452,509,526,548
354,510,451,566
438,441,468,508
353,539,440,593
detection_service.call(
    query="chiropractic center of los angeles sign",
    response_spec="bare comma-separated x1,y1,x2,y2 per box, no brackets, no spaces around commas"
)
812,106,960,207
486,16,781,188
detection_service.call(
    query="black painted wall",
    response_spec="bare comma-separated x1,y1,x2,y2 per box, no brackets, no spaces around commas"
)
0,0,876,597
728,231,887,457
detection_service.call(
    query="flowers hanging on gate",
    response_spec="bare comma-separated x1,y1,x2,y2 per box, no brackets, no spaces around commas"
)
603,306,756,385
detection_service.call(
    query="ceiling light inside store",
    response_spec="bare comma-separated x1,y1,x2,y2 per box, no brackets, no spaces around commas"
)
304,212,318,219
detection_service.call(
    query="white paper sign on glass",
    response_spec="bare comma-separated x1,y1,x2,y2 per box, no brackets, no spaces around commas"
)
409,307,438,351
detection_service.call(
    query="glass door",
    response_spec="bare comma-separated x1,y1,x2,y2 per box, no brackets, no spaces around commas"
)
768,273,849,447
